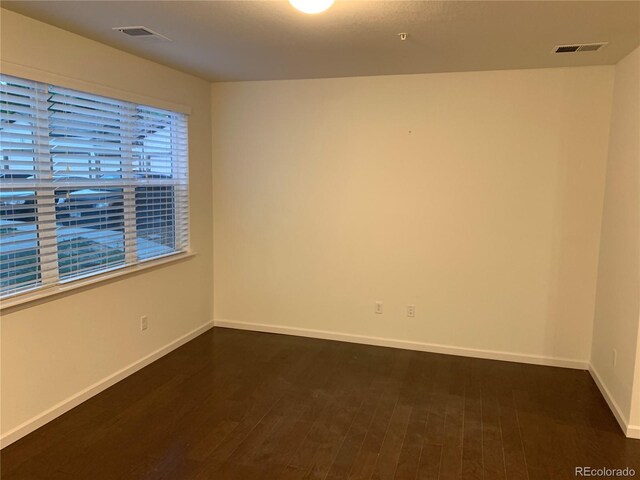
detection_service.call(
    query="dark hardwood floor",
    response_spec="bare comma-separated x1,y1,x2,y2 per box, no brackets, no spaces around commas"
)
2,327,639,480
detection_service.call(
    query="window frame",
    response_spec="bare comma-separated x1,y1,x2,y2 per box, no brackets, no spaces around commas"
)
0,251,195,310
0,69,192,307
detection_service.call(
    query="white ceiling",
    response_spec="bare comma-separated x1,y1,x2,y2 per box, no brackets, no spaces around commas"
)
3,1,639,82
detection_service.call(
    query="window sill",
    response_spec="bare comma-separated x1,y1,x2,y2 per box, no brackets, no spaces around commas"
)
0,251,196,312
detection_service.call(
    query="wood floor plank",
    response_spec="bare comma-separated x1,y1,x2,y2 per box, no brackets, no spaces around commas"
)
496,377,529,480
437,359,465,480
369,353,422,480
393,357,435,480
370,398,413,480
346,353,411,480
325,383,383,480
417,443,443,480
480,376,506,480
461,370,483,480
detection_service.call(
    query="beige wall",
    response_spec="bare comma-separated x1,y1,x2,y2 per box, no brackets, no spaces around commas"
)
212,66,614,365
0,9,213,439
591,45,640,431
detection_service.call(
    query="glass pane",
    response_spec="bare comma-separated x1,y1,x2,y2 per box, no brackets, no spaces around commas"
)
49,86,128,181
133,107,174,178
135,185,176,260
55,187,125,279
0,191,41,294
0,75,42,180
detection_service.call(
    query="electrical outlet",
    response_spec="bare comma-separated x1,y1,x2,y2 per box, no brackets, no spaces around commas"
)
612,349,617,367
407,305,416,317
374,301,383,314
140,315,148,331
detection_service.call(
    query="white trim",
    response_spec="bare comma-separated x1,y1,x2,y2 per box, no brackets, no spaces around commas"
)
121,102,138,266
0,60,192,115
0,251,195,311
213,319,589,370
0,320,214,449
33,81,60,287
588,365,640,439
627,425,640,440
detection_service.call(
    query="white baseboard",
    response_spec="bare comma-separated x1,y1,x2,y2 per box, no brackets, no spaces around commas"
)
213,319,589,370
588,365,640,439
0,320,214,449
628,425,640,439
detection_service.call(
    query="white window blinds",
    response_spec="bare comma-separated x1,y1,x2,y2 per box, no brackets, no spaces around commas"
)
0,74,189,298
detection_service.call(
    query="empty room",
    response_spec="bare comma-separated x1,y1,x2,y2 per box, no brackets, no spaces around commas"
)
0,1,639,479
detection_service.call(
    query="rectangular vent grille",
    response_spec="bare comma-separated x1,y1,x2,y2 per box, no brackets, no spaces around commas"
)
578,43,605,52
120,27,153,37
112,26,171,41
553,43,607,54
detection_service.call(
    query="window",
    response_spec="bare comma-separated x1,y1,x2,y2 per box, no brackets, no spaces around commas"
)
0,74,189,299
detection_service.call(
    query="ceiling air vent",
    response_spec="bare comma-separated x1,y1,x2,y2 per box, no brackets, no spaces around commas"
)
553,43,607,54
112,26,171,41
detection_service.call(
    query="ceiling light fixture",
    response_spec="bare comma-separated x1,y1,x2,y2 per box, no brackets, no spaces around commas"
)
289,0,334,14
